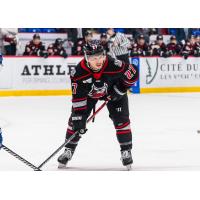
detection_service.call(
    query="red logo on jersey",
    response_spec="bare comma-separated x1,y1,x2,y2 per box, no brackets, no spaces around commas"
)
88,83,108,99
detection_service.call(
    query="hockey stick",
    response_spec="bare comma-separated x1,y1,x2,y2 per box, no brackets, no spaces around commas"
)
2,144,41,171
37,100,109,170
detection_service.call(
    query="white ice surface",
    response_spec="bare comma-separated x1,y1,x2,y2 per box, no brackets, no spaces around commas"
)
1,93,200,171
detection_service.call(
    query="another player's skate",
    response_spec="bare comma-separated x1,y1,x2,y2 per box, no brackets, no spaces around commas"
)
57,148,74,169
121,150,133,170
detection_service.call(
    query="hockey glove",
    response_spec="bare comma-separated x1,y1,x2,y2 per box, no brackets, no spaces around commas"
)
0,128,3,149
71,114,87,134
109,84,127,102
62,52,68,59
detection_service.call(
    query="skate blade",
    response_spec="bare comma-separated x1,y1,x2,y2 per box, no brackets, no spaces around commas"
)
58,163,67,169
126,164,132,171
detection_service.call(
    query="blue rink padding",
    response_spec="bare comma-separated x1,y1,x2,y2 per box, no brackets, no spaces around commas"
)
129,57,140,94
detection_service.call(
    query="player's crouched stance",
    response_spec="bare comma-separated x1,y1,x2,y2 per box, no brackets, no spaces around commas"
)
58,40,138,170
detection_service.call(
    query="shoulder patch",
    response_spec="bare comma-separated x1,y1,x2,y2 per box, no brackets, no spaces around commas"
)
114,59,123,67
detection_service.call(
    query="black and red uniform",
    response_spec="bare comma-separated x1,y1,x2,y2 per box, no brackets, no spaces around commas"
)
181,40,195,59
167,42,182,56
149,41,168,57
23,40,47,56
47,43,68,58
193,42,200,56
65,55,138,152
75,38,87,55
130,42,149,57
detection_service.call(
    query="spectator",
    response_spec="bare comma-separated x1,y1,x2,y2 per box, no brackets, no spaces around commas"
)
167,35,182,56
100,33,109,53
47,38,68,58
149,34,168,57
75,31,93,55
2,28,18,55
130,34,149,57
23,34,48,57
107,28,131,64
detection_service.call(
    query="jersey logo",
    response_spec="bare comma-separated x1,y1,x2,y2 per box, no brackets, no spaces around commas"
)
88,83,108,99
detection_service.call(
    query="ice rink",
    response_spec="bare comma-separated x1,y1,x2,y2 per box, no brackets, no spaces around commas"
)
1,93,200,171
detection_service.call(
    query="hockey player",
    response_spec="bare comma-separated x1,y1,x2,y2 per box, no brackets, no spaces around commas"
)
75,31,93,55
166,35,182,56
47,38,68,58
23,34,48,58
0,128,3,149
149,34,168,57
57,40,138,170
181,35,195,59
193,35,200,57
130,34,149,57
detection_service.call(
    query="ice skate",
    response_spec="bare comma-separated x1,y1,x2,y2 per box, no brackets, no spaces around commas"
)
121,150,133,170
57,148,74,169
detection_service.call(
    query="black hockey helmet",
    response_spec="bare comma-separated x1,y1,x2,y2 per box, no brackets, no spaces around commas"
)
100,33,107,39
170,35,176,40
84,31,92,37
138,34,145,40
156,34,163,40
55,38,63,46
83,40,104,57
33,33,40,40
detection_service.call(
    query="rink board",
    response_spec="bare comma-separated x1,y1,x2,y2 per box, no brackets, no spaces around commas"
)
1,56,200,96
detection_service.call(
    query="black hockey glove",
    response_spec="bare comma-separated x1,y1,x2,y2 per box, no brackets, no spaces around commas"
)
71,114,87,134
109,84,127,102
168,50,174,57
160,51,169,58
62,52,68,59
194,50,200,57
183,52,189,60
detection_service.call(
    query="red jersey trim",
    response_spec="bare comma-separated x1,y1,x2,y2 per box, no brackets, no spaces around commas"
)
72,97,87,102
116,121,130,129
74,106,87,111
71,59,92,82
116,130,131,135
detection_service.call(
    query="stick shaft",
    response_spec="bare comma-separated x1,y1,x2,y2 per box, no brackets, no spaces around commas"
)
2,145,41,171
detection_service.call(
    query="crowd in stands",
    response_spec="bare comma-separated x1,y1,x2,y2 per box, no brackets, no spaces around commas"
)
0,28,200,59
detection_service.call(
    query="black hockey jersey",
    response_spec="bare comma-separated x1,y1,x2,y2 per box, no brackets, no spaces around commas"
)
70,56,138,115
